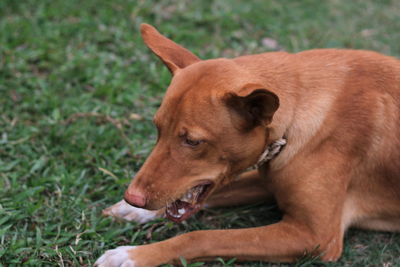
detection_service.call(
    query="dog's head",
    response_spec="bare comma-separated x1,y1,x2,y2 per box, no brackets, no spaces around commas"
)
124,24,279,222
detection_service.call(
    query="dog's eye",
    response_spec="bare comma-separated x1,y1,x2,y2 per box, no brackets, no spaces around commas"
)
184,137,202,147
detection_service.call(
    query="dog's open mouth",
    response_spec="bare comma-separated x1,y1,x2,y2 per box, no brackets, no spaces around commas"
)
166,182,213,223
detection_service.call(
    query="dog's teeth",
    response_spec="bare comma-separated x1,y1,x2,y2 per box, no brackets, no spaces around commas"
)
178,208,185,215
180,190,195,202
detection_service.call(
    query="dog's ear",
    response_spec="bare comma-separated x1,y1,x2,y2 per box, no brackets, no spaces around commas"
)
224,84,279,131
140,24,200,75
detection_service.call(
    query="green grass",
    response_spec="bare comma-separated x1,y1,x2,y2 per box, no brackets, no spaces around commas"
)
1,0,399,266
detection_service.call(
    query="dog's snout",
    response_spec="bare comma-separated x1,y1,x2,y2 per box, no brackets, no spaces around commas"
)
124,189,147,208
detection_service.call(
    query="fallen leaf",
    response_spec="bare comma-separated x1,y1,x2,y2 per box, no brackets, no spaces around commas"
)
262,37,280,50
129,113,143,120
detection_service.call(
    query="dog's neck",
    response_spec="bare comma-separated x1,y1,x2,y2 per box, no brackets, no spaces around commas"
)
238,52,345,173
235,54,330,171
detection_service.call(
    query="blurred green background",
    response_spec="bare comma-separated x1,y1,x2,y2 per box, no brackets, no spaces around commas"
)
1,0,399,266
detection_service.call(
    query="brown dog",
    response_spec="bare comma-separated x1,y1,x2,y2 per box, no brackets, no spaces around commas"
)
95,24,400,266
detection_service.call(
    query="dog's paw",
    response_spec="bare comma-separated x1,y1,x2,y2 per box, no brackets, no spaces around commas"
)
102,200,164,223
94,246,136,267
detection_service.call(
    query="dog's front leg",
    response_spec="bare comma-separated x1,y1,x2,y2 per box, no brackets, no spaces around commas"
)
97,193,346,266
205,169,274,208
94,218,334,267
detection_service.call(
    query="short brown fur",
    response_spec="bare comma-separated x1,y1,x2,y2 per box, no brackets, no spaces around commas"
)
96,24,400,266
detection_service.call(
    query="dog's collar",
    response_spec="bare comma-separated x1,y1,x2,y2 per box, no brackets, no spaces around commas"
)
249,138,287,170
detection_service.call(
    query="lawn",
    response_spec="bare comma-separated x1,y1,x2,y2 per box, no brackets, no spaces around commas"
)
1,0,399,266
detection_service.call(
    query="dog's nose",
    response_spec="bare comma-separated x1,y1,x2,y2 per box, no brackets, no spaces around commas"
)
124,189,147,208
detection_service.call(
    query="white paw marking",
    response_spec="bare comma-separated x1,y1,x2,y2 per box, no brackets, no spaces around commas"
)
95,246,136,267
102,200,163,224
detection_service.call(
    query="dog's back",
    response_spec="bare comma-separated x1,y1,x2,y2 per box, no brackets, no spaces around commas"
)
237,49,400,232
